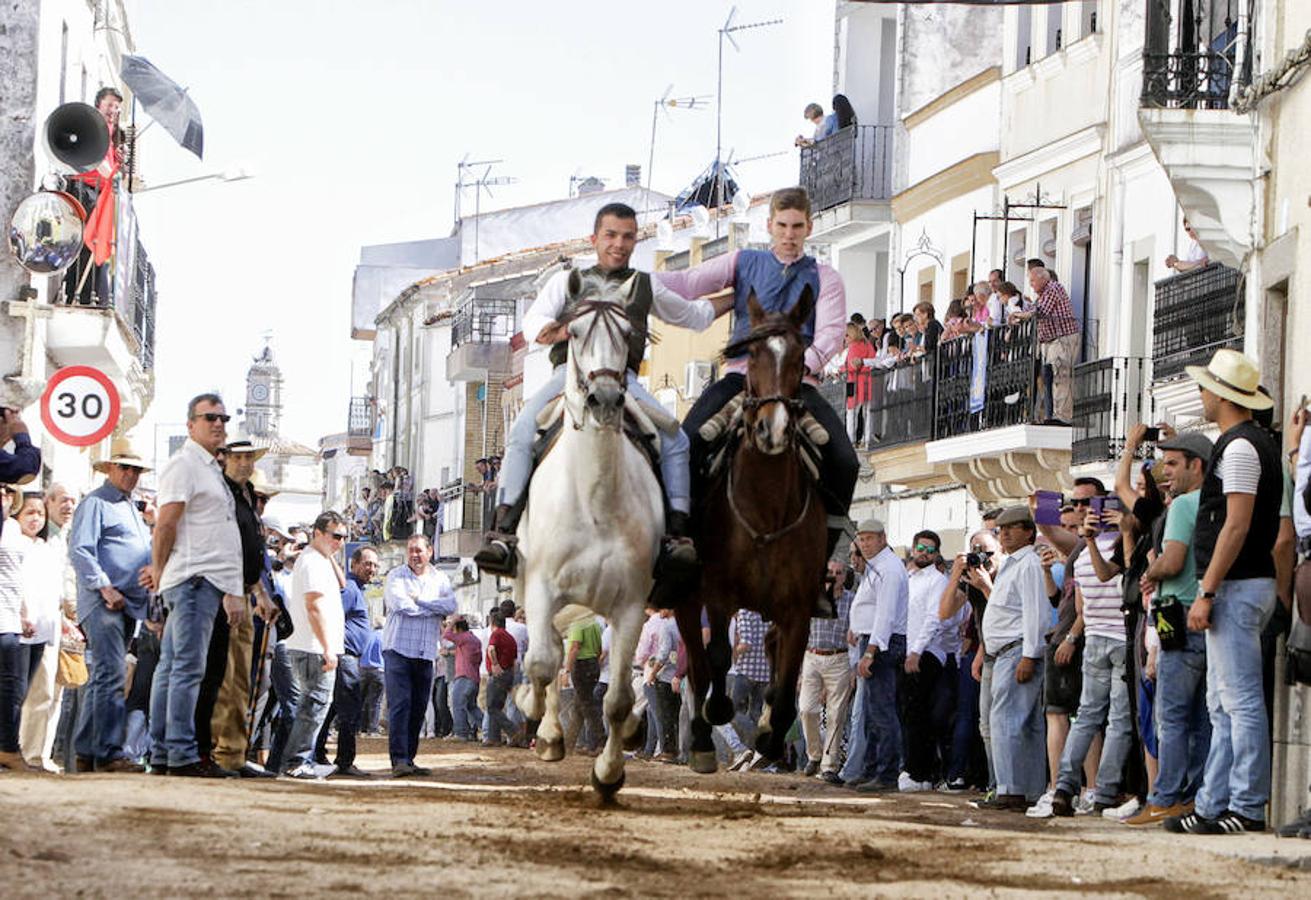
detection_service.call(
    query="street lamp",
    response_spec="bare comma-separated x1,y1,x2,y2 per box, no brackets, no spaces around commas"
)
134,164,254,193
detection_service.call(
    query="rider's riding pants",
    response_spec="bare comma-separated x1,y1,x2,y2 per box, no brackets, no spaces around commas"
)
681,373,858,518
498,365,691,515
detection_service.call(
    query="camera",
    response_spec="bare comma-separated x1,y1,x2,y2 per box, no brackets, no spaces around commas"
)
1143,426,1160,442
966,550,993,568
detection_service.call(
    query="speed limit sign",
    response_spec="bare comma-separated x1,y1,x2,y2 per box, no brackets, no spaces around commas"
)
40,365,121,447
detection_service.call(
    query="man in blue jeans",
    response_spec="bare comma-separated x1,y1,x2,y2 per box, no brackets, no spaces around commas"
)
68,440,154,772
149,394,246,777
849,519,908,793
383,534,457,775
1166,350,1282,835
1129,432,1213,825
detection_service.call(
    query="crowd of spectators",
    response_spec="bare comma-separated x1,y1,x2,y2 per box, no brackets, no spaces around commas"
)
7,354,1311,841
825,260,1081,441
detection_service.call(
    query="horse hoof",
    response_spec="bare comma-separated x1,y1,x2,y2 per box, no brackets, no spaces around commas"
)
536,737,565,762
688,750,718,774
703,695,734,726
591,768,625,801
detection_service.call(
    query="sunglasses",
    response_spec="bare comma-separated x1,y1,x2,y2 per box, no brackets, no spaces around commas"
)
194,413,232,424
1070,498,1092,507
328,531,348,541
913,544,938,553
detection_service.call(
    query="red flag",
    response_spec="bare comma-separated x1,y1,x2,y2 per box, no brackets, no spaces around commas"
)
83,169,117,266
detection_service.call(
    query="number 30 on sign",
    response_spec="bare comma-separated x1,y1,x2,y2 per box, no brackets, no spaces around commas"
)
40,365,121,447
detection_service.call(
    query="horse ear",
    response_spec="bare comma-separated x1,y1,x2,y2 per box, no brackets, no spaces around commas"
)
747,291,766,326
790,284,816,330
567,268,582,298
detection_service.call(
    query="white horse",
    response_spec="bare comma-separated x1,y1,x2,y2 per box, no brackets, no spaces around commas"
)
514,269,663,799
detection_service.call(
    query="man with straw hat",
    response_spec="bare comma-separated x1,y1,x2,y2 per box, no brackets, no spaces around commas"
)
67,436,153,771
202,437,281,776
1165,349,1282,835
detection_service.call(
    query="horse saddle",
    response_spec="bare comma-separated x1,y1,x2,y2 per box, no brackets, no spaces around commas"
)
530,391,678,476
698,390,829,483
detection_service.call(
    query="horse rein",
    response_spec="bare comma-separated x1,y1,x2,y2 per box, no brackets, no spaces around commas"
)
564,299,630,427
725,324,812,545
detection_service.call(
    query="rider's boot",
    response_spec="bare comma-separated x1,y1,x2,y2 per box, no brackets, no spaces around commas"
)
660,510,700,576
473,503,523,577
811,520,847,619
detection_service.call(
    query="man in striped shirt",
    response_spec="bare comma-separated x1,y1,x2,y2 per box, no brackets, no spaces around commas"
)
1011,267,1080,423
1051,503,1128,816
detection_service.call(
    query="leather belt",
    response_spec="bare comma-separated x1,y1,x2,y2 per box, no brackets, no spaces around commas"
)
807,647,846,656
984,638,1023,662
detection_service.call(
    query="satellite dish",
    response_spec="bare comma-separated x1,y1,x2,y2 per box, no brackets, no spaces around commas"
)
731,189,751,218
656,219,674,248
688,204,711,236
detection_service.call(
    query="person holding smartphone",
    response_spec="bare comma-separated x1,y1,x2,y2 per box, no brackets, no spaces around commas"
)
0,406,41,503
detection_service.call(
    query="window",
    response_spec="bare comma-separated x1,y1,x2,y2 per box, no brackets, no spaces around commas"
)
918,267,935,306
950,251,971,301
1015,4,1033,70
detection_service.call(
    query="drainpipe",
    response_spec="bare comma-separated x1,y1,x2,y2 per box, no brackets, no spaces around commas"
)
1228,3,1249,109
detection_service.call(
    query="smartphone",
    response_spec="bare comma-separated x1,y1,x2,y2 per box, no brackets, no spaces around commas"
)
1034,489,1063,526
1142,426,1160,442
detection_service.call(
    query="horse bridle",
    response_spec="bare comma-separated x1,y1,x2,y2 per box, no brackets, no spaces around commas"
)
723,323,811,546
563,299,630,424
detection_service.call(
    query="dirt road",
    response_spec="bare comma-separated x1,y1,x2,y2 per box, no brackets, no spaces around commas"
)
3,737,1309,898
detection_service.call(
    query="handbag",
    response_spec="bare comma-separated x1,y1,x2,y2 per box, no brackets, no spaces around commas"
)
56,649,89,687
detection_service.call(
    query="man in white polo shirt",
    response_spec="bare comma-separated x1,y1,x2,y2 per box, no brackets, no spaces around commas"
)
149,393,245,777
281,511,348,778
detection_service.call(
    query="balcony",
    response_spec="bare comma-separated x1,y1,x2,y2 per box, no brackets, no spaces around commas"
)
437,481,492,560
1150,262,1244,422
1138,17,1254,266
799,124,894,241
446,283,523,382
816,323,1071,499
926,322,1071,501
1072,357,1149,467
1152,263,1243,383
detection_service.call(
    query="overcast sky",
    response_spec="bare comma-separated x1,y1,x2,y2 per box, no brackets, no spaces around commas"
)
127,0,835,445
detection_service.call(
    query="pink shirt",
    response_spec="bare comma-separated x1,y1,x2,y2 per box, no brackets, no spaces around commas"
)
442,628,482,681
656,249,847,381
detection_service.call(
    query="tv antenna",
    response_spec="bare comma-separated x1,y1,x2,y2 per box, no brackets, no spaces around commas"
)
715,7,782,235
646,84,711,202
455,155,517,261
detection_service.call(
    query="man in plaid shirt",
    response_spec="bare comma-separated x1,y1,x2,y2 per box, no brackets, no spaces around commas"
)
1013,267,1080,423
730,609,771,750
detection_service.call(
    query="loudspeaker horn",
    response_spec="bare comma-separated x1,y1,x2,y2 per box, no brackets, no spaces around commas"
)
44,102,110,172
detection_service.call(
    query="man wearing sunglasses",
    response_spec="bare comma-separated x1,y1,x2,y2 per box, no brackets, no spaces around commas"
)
281,511,349,778
149,394,245,778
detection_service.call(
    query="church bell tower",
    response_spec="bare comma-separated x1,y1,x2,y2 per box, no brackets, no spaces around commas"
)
243,335,283,437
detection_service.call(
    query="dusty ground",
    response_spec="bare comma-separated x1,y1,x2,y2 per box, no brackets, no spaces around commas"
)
3,737,1310,898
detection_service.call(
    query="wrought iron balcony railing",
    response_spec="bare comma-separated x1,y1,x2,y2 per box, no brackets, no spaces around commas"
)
348,396,375,437
450,297,517,348
935,320,1041,440
1152,263,1243,383
1141,50,1237,109
866,357,936,451
798,124,893,214
1072,356,1149,466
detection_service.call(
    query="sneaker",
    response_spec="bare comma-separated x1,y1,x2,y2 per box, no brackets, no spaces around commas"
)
939,778,968,793
819,771,843,786
1124,802,1190,827
286,763,324,780
1073,788,1096,815
391,762,432,778
1163,811,1224,834
170,759,237,779
1103,796,1142,820
802,759,821,778
729,750,754,772
330,765,373,779
1026,789,1056,819
237,762,277,779
1212,811,1266,834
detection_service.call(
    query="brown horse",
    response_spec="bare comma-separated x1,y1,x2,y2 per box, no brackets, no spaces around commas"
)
676,287,828,771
